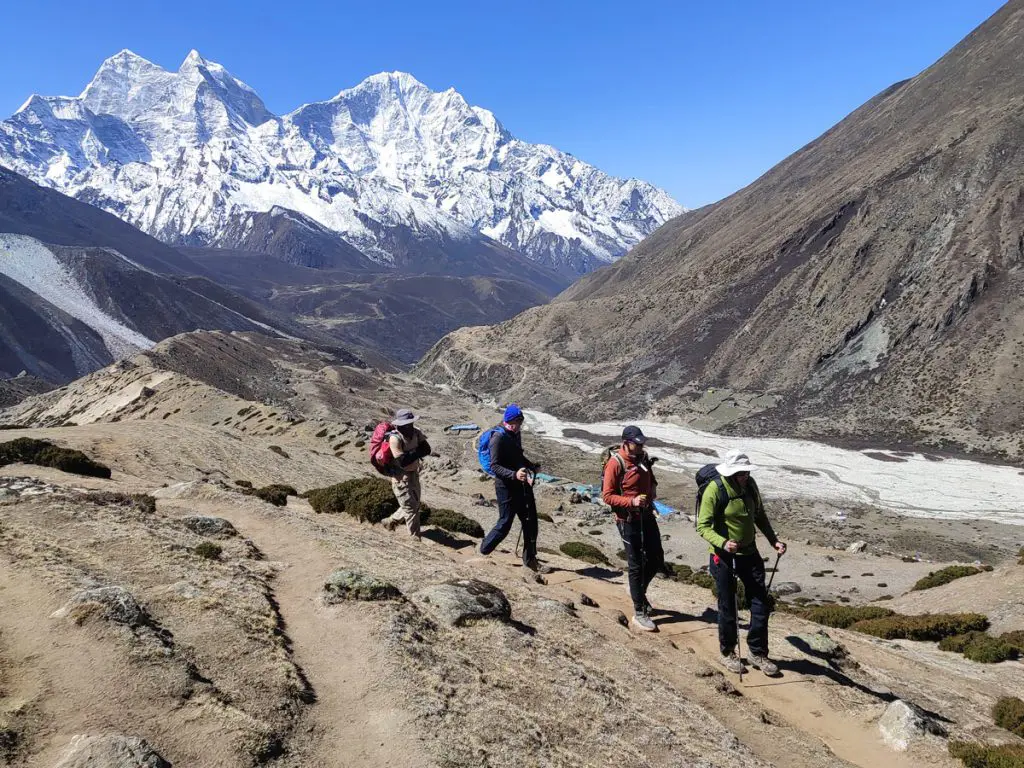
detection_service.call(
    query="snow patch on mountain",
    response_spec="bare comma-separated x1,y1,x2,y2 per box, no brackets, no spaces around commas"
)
0,51,684,275
0,234,155,357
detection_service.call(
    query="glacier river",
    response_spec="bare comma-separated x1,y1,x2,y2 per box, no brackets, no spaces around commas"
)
524,410,1024,526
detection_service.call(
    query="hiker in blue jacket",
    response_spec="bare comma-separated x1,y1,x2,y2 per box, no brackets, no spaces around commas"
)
479,404,545,572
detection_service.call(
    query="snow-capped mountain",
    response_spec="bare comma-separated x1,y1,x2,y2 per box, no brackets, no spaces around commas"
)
0,50,683,276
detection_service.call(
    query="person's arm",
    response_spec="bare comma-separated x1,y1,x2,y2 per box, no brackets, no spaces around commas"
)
751,485,779,547
696,482,728,550
602,457,632,509
489,430,517,482
414,431,432,458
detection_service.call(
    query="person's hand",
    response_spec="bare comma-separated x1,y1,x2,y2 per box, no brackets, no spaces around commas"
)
774,541,787,555
723,540,739,553
632,494,648,508
515,468,528,482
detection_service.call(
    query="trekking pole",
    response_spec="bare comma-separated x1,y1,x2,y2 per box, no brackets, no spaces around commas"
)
734,561,744,683
766,551,782,592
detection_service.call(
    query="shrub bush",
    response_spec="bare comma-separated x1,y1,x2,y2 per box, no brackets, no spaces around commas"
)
993,698,1024,738
852,612,988,641
940,633,1019,663
244,484,297,507
268,445,290,459
235,479,253,488
306,477,397,523
420,506,484,538
998,631,1024,652
194,542,223,560
559,541,609,565
0,437,112,478
537,511,553,523
949,740,1024,767
86,492,157,514
912,565,984,591
798,605,895,629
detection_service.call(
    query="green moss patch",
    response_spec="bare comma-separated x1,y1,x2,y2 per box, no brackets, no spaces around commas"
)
559,541,609,565
241,484,297,507
306,477,397,523
852,612,988,641
993,697,1024,738
949,740,1024,767
793,605,895,629
421,506,484,538
324,570,401,602
0,437,111,478
912,565,986,591
193,542,223,560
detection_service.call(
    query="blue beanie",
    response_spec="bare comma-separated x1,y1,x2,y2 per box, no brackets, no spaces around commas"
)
503,404,524,422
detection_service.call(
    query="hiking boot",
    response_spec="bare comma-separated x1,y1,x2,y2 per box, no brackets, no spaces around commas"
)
632,612,657,632
749,654,780,676
523,557,551,574
720,652,745,674
381,517,400,531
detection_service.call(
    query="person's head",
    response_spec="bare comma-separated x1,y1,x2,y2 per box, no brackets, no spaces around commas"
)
621,425,647,457
715,450,758,487
392,408,418,436
502,404,524,432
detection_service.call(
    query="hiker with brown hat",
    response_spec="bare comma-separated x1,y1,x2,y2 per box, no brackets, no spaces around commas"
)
603,425,663,632
696,449,786,675
381,408,431,537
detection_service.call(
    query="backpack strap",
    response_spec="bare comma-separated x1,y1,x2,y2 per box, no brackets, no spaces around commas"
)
712,476,743,530
611,451,626,496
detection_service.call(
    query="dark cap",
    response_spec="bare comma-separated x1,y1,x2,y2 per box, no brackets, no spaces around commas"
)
622,425,647,445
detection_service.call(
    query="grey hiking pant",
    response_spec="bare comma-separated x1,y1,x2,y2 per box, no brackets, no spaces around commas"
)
385,471,421,536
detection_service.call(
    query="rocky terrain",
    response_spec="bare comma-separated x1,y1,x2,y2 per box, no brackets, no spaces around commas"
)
418,0,1024,459
1,330,1022,767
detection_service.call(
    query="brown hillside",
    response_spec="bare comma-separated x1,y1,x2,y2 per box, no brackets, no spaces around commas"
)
418,0,1024,457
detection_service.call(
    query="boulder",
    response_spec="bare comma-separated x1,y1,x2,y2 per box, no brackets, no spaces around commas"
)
411,579,510,626
180,516,237,538
53,587,149,629
847,541,868,553
773,581,802,596
323,570,401,602
878,700,946,751
788,631,847,659
54,734,170,767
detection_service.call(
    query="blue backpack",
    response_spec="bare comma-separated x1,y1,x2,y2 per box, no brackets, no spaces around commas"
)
477,425,505,476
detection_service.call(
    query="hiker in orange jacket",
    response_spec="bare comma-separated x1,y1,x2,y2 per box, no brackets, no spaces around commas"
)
603,425,663,632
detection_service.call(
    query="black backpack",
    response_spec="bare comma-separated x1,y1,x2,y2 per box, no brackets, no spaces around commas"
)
694,463,756,529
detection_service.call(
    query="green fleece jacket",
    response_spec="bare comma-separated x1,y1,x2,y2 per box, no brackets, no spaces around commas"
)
696,476,778,556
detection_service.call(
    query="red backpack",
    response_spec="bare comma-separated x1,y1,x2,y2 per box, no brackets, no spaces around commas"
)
368,422,397,475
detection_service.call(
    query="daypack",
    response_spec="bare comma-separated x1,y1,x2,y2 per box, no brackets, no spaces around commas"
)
694,463,758,529
476,425,506,476
369,422,398,475
599,445,626,496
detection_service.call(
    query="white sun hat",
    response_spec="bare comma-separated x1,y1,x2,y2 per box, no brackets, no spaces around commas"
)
715,449,759,477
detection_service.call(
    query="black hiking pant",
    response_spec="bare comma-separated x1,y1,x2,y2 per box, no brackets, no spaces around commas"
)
710,550,771,657
616,510,664,614
480,481,537,565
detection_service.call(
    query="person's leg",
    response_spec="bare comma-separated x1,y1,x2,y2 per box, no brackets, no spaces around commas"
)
710,553,738,656
640,513,665,596
383,474,411,529
616,518,645,614
518,486,538,565
736,554,771,658
404,472,422,537
479,482,516,555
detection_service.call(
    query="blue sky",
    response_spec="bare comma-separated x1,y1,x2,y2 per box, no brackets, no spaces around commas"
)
0,0,1006,206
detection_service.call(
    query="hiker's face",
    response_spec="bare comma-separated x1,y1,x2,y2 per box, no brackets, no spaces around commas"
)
624,440,644,457
504,418,523,433
397,423,415,437
733,471,750,488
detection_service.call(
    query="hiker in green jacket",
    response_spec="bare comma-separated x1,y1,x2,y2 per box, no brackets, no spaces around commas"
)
697,450,786,676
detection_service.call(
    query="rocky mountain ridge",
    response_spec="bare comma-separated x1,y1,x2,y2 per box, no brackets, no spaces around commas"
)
418,0,1024,459
0,51,682,277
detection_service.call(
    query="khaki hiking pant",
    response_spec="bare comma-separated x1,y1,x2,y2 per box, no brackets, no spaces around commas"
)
386,471,421,536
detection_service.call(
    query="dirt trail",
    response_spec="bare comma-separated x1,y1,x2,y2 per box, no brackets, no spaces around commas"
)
165,498,431,768
443,547,955,768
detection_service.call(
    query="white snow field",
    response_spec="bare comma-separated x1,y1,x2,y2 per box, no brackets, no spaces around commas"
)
525,410,1024,525
0,51,684,273
0,233,154,358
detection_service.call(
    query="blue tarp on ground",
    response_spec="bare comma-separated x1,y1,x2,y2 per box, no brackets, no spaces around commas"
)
653,500,679,517
445,423,480,432
533,472,562,484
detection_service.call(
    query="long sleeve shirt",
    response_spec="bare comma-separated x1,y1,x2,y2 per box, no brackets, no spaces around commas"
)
696,476,778,555
602,447,657,519
489,428,536,485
